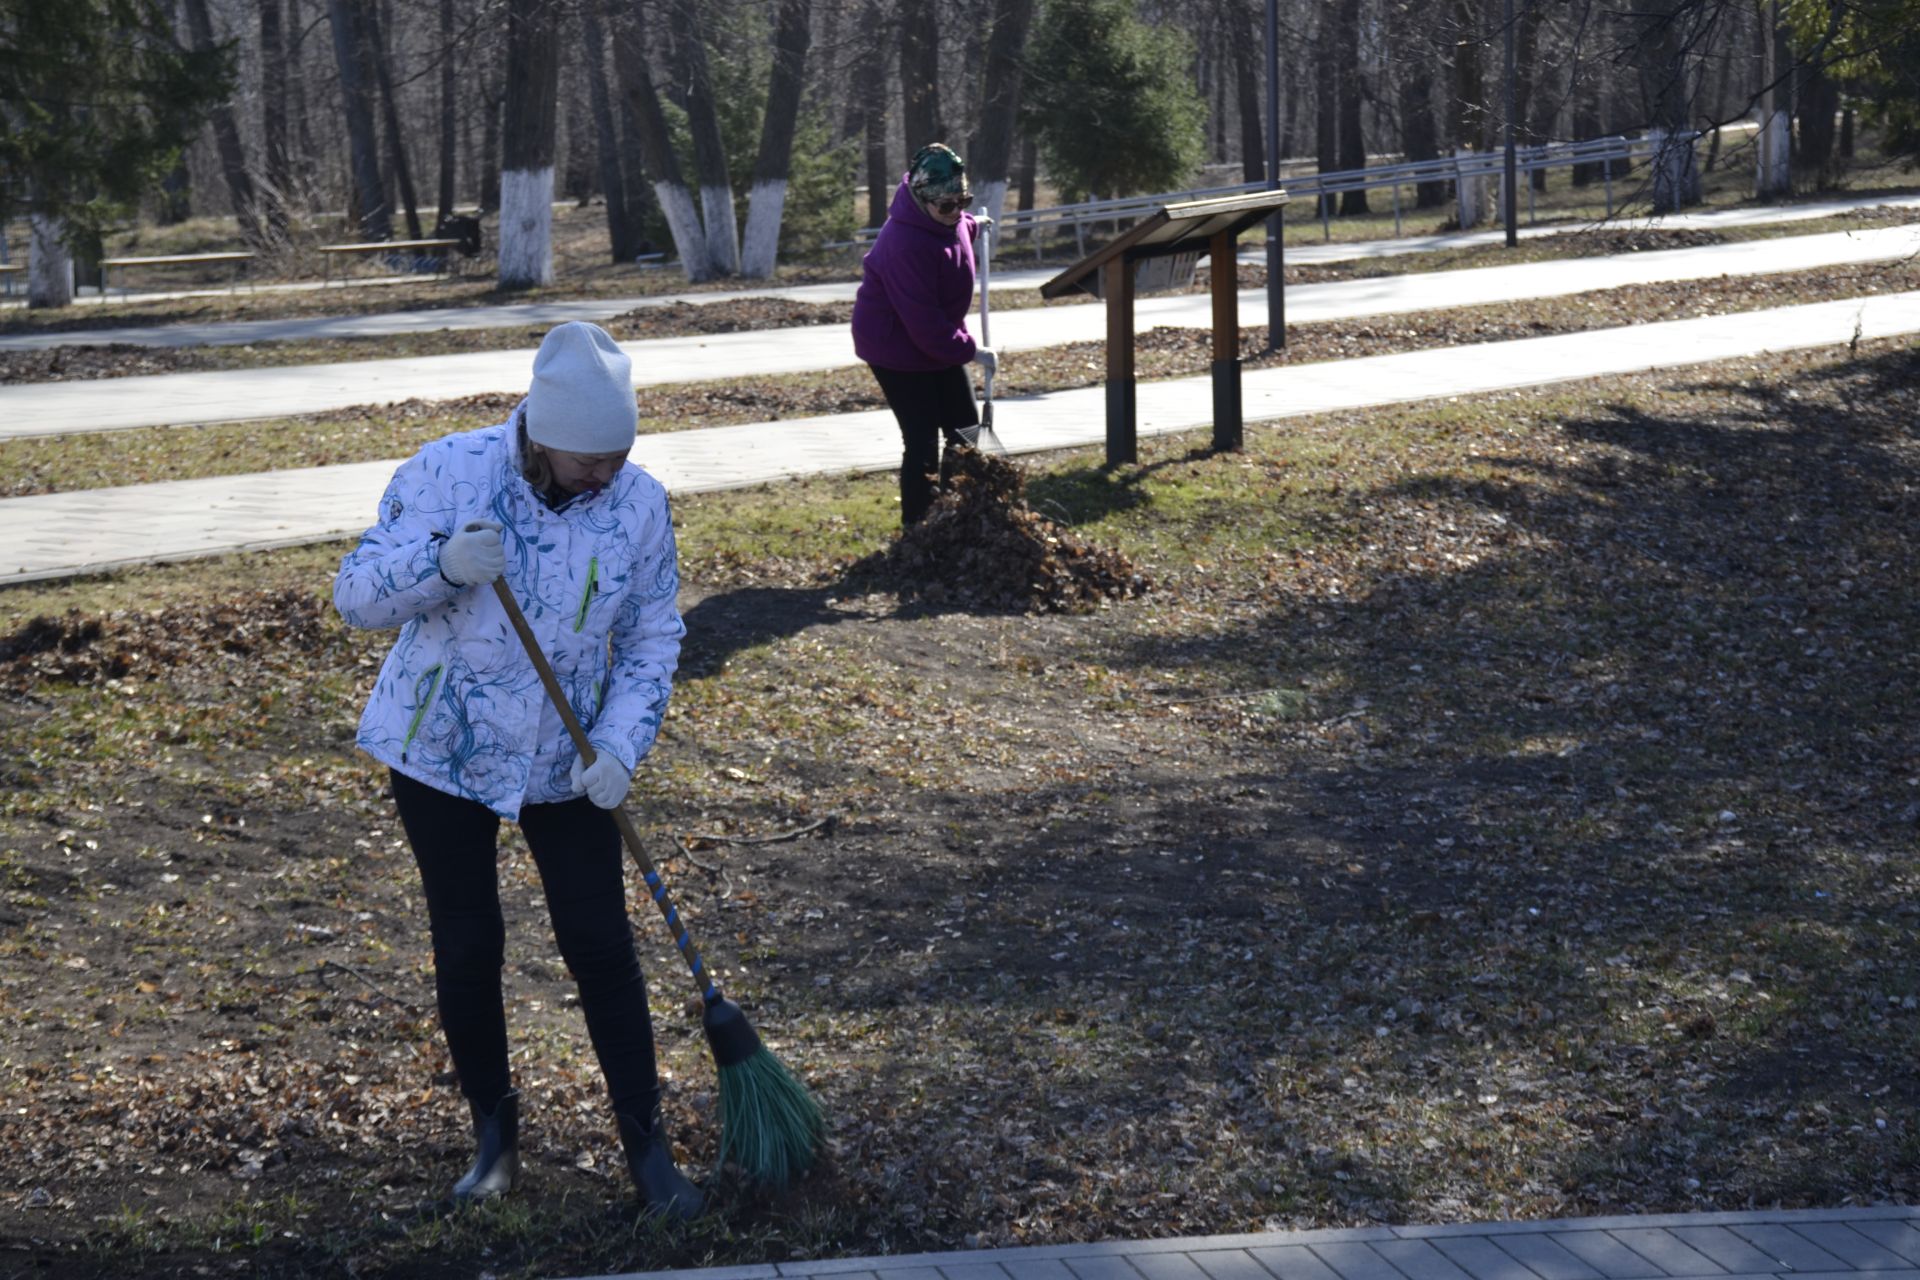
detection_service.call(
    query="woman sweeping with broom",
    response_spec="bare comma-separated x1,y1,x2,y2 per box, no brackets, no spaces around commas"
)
332,321,708,1217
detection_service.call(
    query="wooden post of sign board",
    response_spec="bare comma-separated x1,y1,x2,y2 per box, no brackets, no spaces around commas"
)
1104,256,1136,465
1209,228,1242,452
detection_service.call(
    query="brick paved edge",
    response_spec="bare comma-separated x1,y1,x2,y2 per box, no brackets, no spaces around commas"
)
564,1207,1918,1280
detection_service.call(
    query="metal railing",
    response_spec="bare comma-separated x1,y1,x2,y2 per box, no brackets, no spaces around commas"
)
846,132,1691,258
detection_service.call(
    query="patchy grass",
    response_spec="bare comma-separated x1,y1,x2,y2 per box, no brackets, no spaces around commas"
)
0,337,1916,1277
4,251,1916,498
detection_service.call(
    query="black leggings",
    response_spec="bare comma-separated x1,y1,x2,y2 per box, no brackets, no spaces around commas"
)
868,362,980,526
389,769,658,1120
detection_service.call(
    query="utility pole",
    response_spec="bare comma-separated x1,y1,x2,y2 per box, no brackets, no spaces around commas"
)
1265,0,1284,348
1503,0,1518,247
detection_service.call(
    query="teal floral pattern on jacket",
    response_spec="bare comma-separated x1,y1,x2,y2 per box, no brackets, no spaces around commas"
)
334,407,683,819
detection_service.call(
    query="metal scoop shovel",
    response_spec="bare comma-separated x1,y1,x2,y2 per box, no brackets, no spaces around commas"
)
958,212,1007,456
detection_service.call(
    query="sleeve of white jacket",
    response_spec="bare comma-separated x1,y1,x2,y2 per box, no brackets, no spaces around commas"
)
333,450,465,631
590,500,685,772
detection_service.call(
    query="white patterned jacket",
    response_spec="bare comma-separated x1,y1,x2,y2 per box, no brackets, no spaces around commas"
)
334,407,683,819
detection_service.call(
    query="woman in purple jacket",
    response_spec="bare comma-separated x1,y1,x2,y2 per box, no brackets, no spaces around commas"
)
851,143,997,527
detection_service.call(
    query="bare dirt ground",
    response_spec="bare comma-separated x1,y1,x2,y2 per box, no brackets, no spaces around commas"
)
0,337,1915,1277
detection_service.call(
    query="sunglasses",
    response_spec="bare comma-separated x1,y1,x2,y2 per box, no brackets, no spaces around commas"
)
929,194,973,215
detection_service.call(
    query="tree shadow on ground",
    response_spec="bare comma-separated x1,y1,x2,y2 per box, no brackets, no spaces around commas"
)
677,585,849,680
760,343,1920,1222
1024,443,1222,525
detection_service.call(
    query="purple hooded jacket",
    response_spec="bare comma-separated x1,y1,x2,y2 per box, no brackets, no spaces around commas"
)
851,176,979,373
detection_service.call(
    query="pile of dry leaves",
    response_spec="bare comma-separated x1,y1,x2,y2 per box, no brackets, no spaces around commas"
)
849,448,1148,612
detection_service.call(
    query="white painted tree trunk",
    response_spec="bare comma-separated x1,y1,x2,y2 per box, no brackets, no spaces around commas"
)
28,215,73,309
497,166,555,287
653,181,712,282
1754,112,1791,197
739,178,787,278
1649,128,1700,214
975,179,1009,230
1454,148,1486,229
701,185,739,276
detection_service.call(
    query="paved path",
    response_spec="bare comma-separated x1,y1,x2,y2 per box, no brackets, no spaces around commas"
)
3,191,1913,353
6,289,1917,585
3,224,1916,440
556,1207,1920,1280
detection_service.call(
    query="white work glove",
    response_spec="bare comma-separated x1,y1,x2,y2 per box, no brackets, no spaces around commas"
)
973,347,997,379
570,748,632,809
438,520,505,588
974,212,995,234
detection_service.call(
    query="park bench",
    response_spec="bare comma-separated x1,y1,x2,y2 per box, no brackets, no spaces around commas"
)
317,237,461,284
99,250,254,298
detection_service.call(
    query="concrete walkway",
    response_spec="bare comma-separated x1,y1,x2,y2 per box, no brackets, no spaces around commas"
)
5,288,1917,585
3,224,1916,440
558,1206,1920,1280
3,191,1913,354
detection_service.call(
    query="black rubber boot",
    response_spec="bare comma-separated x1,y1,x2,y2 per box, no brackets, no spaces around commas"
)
616,1106,704,1220
451,1090,520,1204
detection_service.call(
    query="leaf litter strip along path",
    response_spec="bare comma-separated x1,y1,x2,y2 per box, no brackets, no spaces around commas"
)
1,223,1915,438
4,288,1919,585
3,189,1915,353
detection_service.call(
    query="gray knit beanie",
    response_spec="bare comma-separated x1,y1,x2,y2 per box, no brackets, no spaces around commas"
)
525,322,638,453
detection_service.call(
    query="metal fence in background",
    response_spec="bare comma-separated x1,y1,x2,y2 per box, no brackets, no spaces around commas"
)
846,132,1695,259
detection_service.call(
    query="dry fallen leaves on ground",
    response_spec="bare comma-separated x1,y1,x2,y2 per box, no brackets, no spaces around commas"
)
0,340,1915,1280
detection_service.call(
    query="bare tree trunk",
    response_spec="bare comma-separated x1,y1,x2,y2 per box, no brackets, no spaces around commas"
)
499,0,559,287
1796,61,1839,185
1448,0,1488,152
1631,0,1700,210
1512,1,1543,189
372,0,425,241
672,0,739,276
741,0,814,277
480,90,503,213
181,0,265,245
969,0,1035,224
1014,134,1037,225
437,0,457,221
1570,62,1601,183
1313,8,1337,217
1232,0,1264,183
260,0,294,239
28,214,74,310
609,8,660,250
1335,0,1368,214
158,161,192,224
1400,30,1446,206
1280,63,1302,158
328,0,391,239
582,1,637,260
613,0,711,281
288,0,319,208
858,1,892,228
899,0,942,149
563,90,595,206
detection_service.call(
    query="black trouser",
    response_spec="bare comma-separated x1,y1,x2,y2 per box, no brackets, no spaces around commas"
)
389,769,658,1121
868,362,980,526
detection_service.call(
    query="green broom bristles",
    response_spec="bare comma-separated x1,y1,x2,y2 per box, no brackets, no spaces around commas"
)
716,1048,825,1187
703,994,824,1186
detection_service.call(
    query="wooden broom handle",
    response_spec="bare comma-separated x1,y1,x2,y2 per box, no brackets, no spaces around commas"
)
490,578,719,1003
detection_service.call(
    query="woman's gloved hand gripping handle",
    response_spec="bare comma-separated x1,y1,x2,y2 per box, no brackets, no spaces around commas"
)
439,520,506,587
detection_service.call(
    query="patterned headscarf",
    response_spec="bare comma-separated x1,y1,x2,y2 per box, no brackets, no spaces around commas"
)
907,143,968,200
